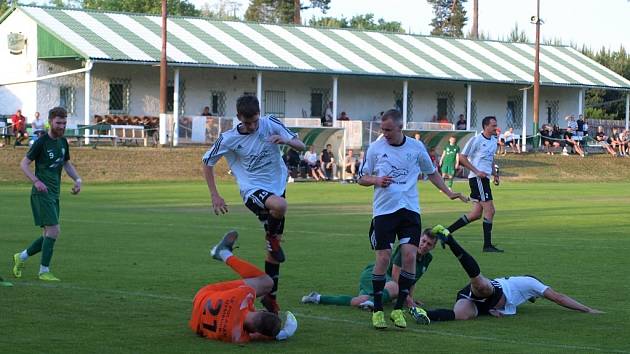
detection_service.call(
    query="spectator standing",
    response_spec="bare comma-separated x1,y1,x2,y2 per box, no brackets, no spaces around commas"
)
338,112,350,121
322,101,333,127
201,106,212,116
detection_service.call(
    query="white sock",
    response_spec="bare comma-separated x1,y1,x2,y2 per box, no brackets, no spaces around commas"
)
219,250,233,262
19,250,29,261
39,265,50,274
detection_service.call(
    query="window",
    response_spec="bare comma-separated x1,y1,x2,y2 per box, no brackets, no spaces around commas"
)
506,100,516,128
393,90,413,122
437,98,448,120
210,91,226,116
545,100,559,125
59,86,75,115
167,80,185,115
436,91,454,122
310,92,323,118
109,79,130,114
264,90,286,117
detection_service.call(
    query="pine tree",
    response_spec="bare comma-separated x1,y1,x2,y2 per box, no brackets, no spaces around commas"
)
427,0,467,37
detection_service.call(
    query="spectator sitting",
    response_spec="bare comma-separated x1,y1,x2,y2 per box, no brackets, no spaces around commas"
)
595,126,616,156
201,106,212,116
456,114,467,130
540,125,558,155
414,133,421,141
320,143,337,180
608,127,623,156
619,129,629,157
343,149,357,180
31,111,46,138
10,109,28,146
304,146,326,181
563,127,585,157
503,127,521,154
338,112,350,121
496,127,506,155
283,148,302,178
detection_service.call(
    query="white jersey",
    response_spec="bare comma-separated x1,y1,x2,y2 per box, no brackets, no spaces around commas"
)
495,276,549,315
202,115,298,201
461,133,497,178
360,136,436,217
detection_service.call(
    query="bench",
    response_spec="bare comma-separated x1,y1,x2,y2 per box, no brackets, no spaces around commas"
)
0,118,12,146
110,125,148,146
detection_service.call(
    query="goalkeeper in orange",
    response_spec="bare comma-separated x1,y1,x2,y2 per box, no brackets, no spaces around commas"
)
189,230,297,343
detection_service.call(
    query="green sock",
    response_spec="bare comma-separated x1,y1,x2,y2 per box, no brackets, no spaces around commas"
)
26,236,44,256
448,178,454,189
319,295,353,306
41,237,56,267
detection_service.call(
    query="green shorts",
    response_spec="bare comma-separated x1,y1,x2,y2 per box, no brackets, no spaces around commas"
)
31,194,60,227
358,264,392,297
442,163,456,176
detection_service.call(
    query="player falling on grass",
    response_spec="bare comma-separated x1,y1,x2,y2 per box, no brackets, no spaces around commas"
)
190,230,297,343
424,225,603,322
358,109,467,330
444,116,504,253
439,136,460,190
12,107,82,282
202,95,305,314
301,228,437,325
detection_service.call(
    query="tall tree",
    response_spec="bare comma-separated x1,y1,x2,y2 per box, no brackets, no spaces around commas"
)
81,0,200,16
309,13,404,33
1,0,12,14
245,0,329,24
427,0,467,37
200,0,241,20
582,45,630,119
470,0,478,39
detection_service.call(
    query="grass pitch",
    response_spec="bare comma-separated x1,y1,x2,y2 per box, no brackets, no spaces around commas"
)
1,181,630,353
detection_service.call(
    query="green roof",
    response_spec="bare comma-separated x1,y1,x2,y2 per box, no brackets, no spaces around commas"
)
16,5,630,90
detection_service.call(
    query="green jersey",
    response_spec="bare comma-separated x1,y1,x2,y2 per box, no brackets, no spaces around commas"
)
27,134,70,198
442,144,460,166
388,245,433,284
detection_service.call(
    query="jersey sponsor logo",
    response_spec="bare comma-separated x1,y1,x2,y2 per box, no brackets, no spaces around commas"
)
245,149,273,171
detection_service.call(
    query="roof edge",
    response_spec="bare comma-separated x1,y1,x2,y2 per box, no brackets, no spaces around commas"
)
0,2,18,24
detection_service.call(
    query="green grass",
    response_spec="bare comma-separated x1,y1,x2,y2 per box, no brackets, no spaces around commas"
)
1,181,630,353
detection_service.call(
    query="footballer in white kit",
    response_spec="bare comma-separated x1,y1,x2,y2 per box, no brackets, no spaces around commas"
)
425,225,602,321
358,109,467,330
202,95,305,314
444,116,504,253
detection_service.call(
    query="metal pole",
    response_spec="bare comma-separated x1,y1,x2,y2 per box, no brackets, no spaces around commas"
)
466,83,472,130
173,68,180,147
332,76,338,126
522,88,528,152
159,0,168,145
84,60,91,145
578,89,584,115
402,80,408,129
257,71,262,112
532,0,541,139
626,93,629,130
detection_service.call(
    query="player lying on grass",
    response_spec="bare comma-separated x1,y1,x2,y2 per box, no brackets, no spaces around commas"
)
425,225,603,321
301,228,438,325
189,230,297,343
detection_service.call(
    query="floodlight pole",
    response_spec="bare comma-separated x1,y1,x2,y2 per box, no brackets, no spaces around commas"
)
159,0,168,145
532,0,541,140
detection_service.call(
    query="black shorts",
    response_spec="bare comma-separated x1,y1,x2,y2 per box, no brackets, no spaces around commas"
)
369,209,421,250
455,279,504,316
244,189,286,234
469,177,493,202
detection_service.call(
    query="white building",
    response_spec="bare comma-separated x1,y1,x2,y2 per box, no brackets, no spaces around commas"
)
1,5,629,149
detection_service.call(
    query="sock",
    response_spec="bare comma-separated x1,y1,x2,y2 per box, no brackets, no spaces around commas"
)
483,218,493,248
319,295,352,306
395,270,415,309
447,215,470,234
19,250,29,261
39,265,50,274
427,309,456,321
446,235,480,278
40,237,56,268
26,236,44,257
447,178,454,189
267,215,284,236
218,249,232,262
265,261,280,298
225,255,265,278
371,274,386,312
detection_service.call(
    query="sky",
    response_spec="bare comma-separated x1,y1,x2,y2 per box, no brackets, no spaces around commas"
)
193,0,630,51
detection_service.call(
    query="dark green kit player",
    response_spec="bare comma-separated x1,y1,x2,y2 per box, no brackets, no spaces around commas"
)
12,107,82,282
301,229,438,324
439,136,460,190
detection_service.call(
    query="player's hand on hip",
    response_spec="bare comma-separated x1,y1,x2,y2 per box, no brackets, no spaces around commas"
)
212,197,228,215
267,135,287,145
476,171,488,179
376,175,393,188
34,180,48,193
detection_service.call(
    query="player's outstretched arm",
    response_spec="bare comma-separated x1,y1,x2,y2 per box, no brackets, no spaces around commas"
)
426,172,468,202
203,164,228,215
543,288,604,314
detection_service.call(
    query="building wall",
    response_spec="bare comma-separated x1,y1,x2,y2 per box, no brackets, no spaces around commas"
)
0,9,39,119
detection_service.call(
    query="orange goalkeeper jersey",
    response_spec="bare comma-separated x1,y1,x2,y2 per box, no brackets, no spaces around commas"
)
189,280,256,343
